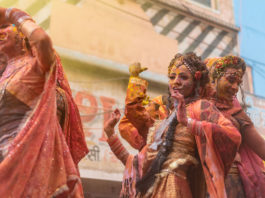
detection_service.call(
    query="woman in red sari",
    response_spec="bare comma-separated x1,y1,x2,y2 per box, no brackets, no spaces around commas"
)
0,7,88,197
206,56,265,198
105,53,241,198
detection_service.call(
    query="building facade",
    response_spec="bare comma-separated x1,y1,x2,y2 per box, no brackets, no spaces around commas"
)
0,0,263,197
233,0,265,98
233,0,265,140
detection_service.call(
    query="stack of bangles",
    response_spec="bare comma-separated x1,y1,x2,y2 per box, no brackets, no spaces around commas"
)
107,133,128,162
5,7,39,37
187,117,203,136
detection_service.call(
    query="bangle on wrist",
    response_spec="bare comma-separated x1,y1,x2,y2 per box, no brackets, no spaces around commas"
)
187,117,194,132
7,9,34,31
20,20,39,39
5,8,13,21
187,117,192,125
17,15,33,30
108,133,117,140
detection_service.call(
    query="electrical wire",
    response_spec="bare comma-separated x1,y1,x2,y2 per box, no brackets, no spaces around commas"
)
69,77,129,84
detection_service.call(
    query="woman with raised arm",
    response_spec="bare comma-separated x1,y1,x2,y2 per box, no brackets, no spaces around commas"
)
0,7,88,197
105,52,242,198
118,62,169,151
206,56,265,198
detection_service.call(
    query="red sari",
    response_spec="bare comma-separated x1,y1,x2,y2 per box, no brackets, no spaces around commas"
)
0,53,88,197
216,98,265,198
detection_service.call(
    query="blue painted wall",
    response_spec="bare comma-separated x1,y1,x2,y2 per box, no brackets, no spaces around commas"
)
233,0,265,97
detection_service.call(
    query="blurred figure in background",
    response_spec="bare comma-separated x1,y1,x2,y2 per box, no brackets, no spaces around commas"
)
0,7,88,197
206,56,265,198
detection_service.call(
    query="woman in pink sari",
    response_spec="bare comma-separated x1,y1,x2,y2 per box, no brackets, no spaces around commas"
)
206,56,265,198
0,7,88,197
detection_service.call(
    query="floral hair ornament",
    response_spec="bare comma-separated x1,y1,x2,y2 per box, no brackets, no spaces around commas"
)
204,57,220,70
212,56,240,79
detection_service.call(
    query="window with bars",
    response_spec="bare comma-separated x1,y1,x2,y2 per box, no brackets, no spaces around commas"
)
189,0,219,10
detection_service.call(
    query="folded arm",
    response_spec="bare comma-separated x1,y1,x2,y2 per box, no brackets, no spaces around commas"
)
5,8,55,71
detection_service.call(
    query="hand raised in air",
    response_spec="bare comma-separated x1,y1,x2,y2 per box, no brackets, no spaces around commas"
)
104,108,121,138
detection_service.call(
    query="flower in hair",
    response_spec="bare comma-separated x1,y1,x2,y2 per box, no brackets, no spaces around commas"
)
213,56,241,78
194,71,202,80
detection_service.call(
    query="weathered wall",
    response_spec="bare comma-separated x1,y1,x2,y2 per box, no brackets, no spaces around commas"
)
50,0,178,76
157,0,235,25
61,56,167,181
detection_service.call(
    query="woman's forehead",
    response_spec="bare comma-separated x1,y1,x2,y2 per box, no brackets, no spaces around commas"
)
226,67,243,75
170,64,189,74
226,67,242,72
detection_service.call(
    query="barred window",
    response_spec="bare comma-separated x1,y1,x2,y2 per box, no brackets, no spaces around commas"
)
190,0,218,9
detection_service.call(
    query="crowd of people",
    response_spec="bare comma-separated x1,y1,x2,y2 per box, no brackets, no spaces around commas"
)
0,6,264,198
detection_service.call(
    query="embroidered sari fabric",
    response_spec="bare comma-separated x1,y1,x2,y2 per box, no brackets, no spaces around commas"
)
0,50,88,197
118,76,241,198
139,122,198,198
55,57,88,165
225,165,246,198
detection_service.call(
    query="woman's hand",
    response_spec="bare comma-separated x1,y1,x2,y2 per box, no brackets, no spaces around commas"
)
129,62,148,77
104,109,121,138
171,91,188,125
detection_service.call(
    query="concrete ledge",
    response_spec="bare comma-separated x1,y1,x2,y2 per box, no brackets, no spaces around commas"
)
55,46,169,85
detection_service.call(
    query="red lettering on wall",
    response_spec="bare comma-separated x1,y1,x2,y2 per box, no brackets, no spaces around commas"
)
75,92,98,123
99,96,116,142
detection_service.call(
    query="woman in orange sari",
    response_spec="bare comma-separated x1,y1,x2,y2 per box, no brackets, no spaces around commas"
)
206,56,265,198
0,7,88,197
105,53,241,198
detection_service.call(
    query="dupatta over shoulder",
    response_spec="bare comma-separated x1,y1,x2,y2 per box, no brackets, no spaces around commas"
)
188,99,241,198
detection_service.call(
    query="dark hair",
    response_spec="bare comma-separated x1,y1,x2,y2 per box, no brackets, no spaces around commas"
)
136,116,178,194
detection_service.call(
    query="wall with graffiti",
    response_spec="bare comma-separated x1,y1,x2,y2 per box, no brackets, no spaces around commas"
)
61,57,167,181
